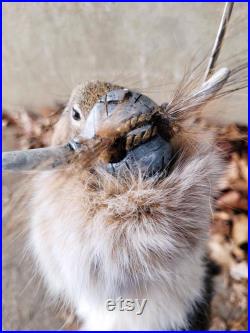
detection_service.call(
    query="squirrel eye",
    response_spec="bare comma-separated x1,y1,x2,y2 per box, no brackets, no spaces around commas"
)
72,107,81,121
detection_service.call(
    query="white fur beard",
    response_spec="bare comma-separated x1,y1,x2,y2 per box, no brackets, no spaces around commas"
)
29,148,224,330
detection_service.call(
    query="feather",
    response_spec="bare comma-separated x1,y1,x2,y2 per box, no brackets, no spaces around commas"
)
204,2,234,81
159,61,247,125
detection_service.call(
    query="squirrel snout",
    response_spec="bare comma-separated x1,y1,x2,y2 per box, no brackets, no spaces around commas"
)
79,88,172,177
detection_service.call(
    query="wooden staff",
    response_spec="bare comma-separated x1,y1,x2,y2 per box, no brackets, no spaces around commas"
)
2,137,108,171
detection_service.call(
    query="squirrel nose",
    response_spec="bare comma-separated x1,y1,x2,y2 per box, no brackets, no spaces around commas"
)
81,88,157,140
80,88,172,177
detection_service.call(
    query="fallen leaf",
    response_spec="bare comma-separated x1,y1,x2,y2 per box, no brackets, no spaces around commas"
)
230,262,248,281
232,214,248,247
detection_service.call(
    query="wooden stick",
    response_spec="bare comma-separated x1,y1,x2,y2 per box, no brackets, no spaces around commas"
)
2,144,78,171
2,138,107,172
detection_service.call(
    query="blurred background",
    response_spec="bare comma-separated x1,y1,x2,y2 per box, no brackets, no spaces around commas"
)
3,2,248,123
2,2,248,330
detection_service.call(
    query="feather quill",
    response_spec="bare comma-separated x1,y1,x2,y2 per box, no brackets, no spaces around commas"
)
204,2,234,81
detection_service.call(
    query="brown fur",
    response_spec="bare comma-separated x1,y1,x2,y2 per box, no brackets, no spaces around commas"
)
29,79,232,330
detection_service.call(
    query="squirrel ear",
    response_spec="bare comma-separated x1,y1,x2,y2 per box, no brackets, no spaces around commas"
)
51,111,72,145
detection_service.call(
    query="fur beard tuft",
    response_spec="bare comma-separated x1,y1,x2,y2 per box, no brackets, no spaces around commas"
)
73,146,224,291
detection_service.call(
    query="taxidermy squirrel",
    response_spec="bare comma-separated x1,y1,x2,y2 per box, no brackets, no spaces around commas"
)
29,62,246,330
2,3,244,330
